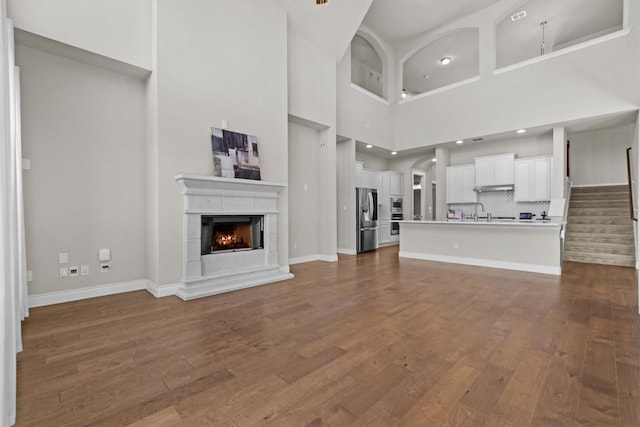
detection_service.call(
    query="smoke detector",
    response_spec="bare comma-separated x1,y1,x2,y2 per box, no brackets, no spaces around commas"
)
511,11,527,22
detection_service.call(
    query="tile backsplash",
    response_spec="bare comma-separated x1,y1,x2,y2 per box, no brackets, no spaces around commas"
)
448,191,550,219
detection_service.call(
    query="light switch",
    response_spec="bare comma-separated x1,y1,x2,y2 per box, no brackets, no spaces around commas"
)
22,158,31,170
58,252,68,264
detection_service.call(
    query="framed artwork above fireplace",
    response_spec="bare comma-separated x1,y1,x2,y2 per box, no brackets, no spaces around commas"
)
210,127,261,180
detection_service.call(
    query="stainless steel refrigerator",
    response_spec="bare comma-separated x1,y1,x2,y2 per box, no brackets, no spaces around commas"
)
356,187,378,253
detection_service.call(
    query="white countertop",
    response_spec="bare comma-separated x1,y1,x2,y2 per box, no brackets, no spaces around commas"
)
399,219,562,228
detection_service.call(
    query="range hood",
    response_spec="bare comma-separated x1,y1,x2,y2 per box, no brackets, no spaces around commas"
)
473,184,514,192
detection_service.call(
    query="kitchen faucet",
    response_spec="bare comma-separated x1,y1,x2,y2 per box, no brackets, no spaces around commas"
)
472,202,485,220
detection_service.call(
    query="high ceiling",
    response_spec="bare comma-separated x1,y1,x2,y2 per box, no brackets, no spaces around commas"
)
362,0,503,44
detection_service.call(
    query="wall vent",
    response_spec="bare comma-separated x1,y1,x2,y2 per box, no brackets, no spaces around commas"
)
472,137,484,142
511,11,527,22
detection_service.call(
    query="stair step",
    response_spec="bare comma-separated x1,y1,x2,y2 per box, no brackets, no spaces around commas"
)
569,200,630,209
571,185,629,194
568,217,634,225
564,242,635,256
570,192,629,201
565,224,634,235
568,207,631,216
563,252,635,268
565,234,635,245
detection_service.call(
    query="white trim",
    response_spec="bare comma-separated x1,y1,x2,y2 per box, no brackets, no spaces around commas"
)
494,28,630,76
289,254,339,265
571,182,628,188
378,241,399,248
398,251,561,276
10,413,15,426
399,76,480,104
349,83,390,105
28,279,148,308
337,248,357,255
145,281,181,298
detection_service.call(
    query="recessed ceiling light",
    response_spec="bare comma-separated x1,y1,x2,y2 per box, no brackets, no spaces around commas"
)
456,140,464,144
432,157,437,162
391,151,397,155
366,144,373,148
517,129,527,134
401,89,408,99
440,57,451,65
423,74,430,79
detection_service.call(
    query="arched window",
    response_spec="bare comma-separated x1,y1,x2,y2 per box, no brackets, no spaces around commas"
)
402,28,479,97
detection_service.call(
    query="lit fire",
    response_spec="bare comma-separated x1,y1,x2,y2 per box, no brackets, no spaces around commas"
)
215,232,237,248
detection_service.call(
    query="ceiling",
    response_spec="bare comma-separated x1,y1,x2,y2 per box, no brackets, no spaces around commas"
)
362,0,503,44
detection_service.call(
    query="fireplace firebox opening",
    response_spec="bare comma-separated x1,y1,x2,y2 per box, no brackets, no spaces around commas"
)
201,215,264,255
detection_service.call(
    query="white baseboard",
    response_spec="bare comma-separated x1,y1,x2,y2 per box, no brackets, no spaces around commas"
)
337,248,357,255
378,241,400,248
28,279,148,308
398,251,561,276
289,254,339,265
145,281,181,298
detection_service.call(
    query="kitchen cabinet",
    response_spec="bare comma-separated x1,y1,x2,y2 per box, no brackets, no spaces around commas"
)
390,172,403,195
359,169,380,191
378,220,391,245
514,156,552,201
446,164,477,203
474,153,515,186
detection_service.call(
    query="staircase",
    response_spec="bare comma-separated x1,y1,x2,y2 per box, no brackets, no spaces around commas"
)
564,185,636,267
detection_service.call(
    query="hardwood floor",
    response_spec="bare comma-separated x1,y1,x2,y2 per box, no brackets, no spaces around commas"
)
16,246,639,426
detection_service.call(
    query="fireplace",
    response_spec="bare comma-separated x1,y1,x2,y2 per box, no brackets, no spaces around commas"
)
175,174,293,301
201,215,263,254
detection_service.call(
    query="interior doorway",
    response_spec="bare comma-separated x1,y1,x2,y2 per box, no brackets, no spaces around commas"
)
412,171,426,220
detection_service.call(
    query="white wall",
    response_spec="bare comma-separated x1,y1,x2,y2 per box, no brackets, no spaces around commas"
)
449,134,553,166
569,123,634,186
17,45,146,295
394,0,640,150
356,151,390,171
8,0,151,69
337,39,395,150
152,0,288,285
288,32,335,127
288,122,322,260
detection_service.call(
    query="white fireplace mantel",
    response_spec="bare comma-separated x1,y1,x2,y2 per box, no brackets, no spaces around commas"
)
174,174,293,300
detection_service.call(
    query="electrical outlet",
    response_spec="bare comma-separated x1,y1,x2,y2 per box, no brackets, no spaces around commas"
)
100,263,110,273
59,267,68,278
80,265,89,276
69,266,79,277
26,270,33,282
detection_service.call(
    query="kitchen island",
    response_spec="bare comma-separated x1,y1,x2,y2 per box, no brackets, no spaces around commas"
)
398,220,563,275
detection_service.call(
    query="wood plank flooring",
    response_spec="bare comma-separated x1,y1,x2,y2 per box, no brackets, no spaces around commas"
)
16,246,639,426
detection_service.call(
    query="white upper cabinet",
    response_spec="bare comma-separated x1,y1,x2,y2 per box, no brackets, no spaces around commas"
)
389,172,403,195
474,153,515,186
447,164,477,203
514,156,553,201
